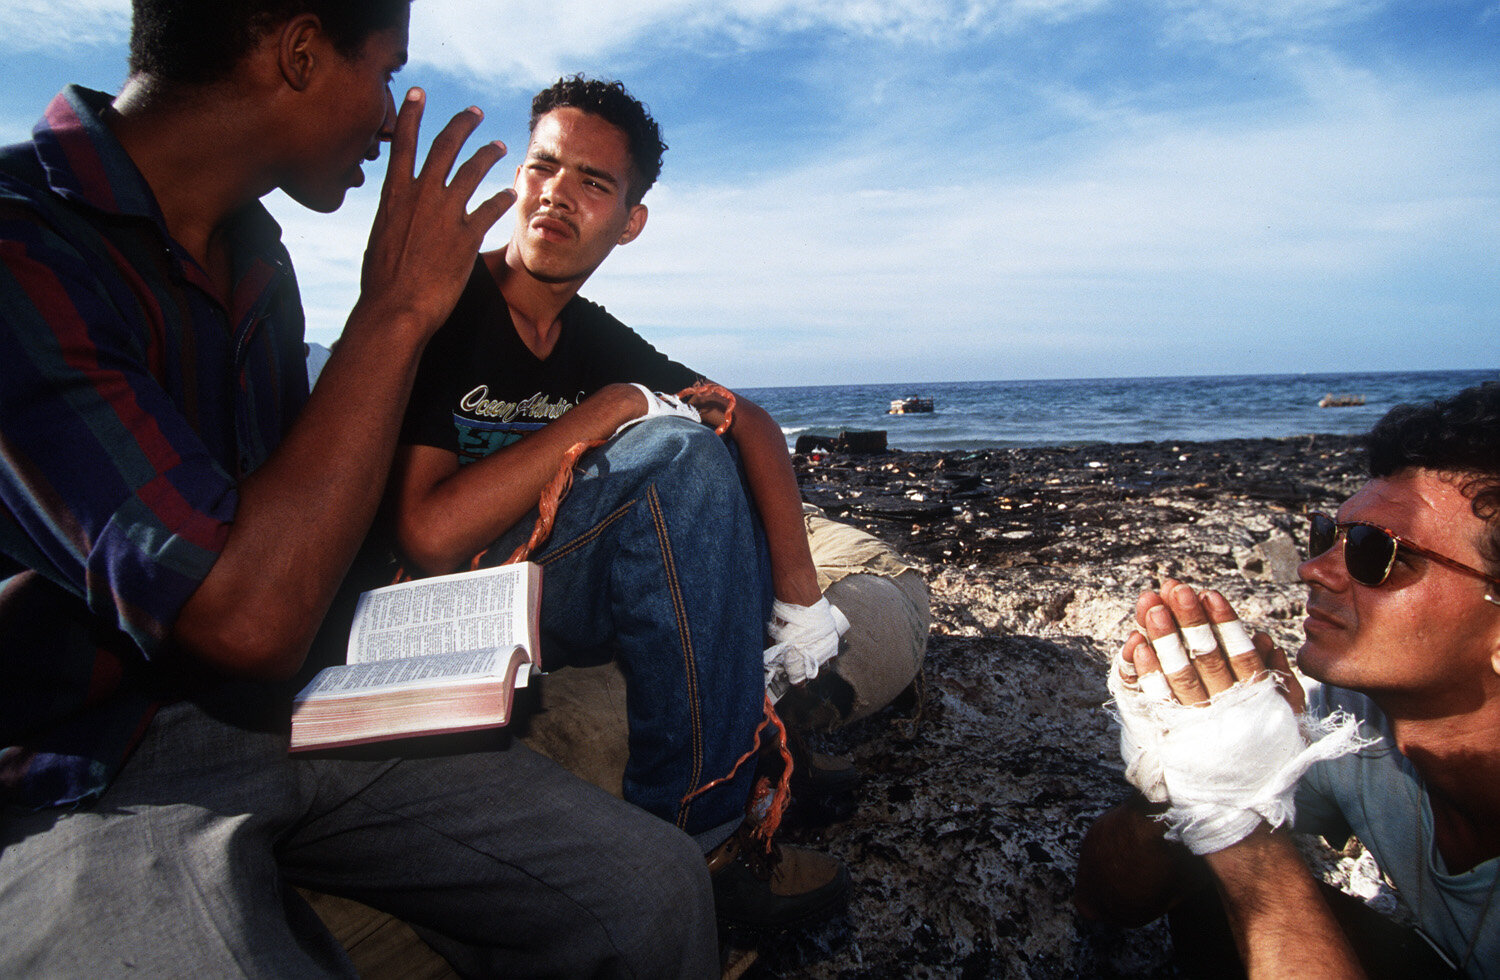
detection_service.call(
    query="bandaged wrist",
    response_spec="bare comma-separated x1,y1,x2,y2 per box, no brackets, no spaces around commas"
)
764,597,849,687
768,597,850,640
612,384,701,439
1107,666,1368,854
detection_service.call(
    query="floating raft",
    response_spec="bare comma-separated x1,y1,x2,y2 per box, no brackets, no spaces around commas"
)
1317,393,1365,408
888,396,934,414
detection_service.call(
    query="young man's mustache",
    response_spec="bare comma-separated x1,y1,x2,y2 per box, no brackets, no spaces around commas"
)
532,208,578,236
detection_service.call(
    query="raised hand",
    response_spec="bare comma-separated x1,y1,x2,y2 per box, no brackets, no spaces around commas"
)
1120,579,1302,713
358,88,517,332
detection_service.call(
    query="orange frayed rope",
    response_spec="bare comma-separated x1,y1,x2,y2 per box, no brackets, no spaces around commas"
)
680,691,794,849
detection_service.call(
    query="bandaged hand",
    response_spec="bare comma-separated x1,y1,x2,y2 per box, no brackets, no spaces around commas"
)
1108,580,1366,855
611,383,702,439
763,597,850,690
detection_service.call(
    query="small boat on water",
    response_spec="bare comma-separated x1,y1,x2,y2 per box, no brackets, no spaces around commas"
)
1318,393,1365,408
888,396,934,415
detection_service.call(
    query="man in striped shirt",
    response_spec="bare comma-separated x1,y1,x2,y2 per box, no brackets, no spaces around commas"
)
0,2,720,975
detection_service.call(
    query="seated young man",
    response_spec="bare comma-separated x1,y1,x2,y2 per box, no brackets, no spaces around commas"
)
0,5,720,975
389,75,850,929
1074,382,1500,978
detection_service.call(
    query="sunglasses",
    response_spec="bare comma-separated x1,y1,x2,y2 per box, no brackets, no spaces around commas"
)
1307,512,1500,605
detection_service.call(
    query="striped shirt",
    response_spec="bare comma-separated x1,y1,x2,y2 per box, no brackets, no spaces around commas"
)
0,87,308,808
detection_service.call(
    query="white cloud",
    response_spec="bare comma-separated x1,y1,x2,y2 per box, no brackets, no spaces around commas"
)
409,0,1108,87
0,0,129,51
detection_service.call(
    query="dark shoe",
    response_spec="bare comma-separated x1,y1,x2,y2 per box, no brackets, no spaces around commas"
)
707,825,850,931
793,743,860,801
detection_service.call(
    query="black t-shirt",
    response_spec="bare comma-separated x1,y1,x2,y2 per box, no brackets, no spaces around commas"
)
403,258,700,462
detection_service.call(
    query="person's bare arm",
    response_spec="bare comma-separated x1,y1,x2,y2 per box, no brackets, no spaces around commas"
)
390,383,647,575
1204,827,1366,979
720,396,820,605
170,91,514,679
681,391,819,606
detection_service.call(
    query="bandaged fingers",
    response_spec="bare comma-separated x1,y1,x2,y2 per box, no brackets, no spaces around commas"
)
1132,580,1224,699
1198,590,1274,682
1166,584,1242,697
1141,604,1211,705
1128,584,1290,710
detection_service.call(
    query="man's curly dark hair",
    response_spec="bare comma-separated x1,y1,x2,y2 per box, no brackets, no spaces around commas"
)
1366,381,1500,571
530,75,667,206
129,0,410,86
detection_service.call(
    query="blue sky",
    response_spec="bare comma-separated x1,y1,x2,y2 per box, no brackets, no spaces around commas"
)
2,0,1496,387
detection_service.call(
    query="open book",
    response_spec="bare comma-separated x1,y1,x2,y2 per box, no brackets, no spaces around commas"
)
290,562,542,751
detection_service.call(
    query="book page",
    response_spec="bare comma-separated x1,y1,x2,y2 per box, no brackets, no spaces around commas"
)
347,564,533,664
298,648,531,698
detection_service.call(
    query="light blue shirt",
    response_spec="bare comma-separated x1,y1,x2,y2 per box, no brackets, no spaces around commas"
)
1295,684,1500,977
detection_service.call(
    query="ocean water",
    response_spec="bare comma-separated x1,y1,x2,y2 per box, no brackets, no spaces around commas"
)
741,369,1495,452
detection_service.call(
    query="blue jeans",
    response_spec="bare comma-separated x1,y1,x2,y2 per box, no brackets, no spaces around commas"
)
481,419,770,836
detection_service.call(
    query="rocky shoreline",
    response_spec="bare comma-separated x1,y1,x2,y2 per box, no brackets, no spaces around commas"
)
758,433,1375,978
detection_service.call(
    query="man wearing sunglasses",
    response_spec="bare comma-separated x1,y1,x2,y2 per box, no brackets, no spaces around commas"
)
1074,381,1500,978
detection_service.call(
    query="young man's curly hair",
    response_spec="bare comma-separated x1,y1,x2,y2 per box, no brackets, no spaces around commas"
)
1366,381,1500,572
530,75,668,206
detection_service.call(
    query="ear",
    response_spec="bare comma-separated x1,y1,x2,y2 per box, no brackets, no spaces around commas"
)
1491,618,1500,679
276,14,325,92
617,204,648,246
1486,592,1500,677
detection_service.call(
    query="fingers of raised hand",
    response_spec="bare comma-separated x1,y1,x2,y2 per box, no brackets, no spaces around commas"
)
1144,604,1211,705
1118,632,1143,686
448,136,507,196
1134,589,1166,631
1126,629,1175,701
1200,590,1266,684
387,105,508,229
383,88,425,184
1166,584,1238,697
417,105,487,184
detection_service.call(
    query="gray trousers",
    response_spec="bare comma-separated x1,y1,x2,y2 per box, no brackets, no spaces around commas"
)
0,699,718,978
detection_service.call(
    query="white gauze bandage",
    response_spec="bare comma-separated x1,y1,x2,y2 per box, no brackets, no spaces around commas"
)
611,384,702,439
1213,618,1257,657
1180,623,1218,658
763,597,850,694
1107,665,1369,854
1149,630,1191,674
